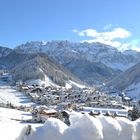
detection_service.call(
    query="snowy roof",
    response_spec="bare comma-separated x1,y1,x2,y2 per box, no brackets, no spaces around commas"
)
82,107,128,116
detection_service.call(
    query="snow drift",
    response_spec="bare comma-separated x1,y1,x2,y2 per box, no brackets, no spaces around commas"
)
16,112,140,140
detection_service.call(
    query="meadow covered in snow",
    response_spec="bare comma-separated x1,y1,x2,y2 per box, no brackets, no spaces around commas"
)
0,107,42,140
16,112,140,140
0,81,34,106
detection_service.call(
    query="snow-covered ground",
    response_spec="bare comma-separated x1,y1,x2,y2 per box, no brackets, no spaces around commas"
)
0,107,42,140
0,80,37,139
0,119,26,140
0,107,32,121
1,109,140,140
65,80,86,89
0,81,34,106
16,112,140,140
26,77,85,90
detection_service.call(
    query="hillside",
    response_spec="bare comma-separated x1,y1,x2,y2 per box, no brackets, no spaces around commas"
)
11,54,85,87
63,58,120,85
107,61,140,90
0,50,33,69
0,46,12,58
107,62,140,98
0,46,13,69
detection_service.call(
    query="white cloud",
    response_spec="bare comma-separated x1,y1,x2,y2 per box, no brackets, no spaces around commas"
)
77,28,131,40
129,39,140,52
131,47,140,52
73,27,140,52
120,39,140,52
73,27,132,49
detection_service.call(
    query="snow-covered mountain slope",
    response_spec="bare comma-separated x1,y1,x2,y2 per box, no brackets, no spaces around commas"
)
107,62,140,98
0,50,33,69
63,58,120,85
15,41,140,85
0,46,12,58
11,53,85,88
0,46,13,69
123,50,140,60
15,41,140,71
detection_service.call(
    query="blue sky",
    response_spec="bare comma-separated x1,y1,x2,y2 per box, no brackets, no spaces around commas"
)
0,0,140,51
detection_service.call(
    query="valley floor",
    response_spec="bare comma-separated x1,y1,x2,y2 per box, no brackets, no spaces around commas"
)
0,81,34,106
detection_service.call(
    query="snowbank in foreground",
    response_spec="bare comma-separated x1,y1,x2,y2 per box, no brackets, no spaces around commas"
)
16,112,140,140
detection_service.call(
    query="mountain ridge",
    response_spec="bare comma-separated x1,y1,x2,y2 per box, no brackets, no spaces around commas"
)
1,41,140,86
14,41,140,84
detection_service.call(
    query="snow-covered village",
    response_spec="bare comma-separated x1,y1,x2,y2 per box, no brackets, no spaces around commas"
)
1,0,140,140
0,69,140,140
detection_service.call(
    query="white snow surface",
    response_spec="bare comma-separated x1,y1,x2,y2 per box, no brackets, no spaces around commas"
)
0,107,32,121
0,81,34,106
65,80,86,89
0,107,41,140
16,112,140,140
26,77,59,88
133,119,140,140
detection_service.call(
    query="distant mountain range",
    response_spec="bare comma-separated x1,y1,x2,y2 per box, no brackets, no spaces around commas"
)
15,41,140,84
15,41,140,70
0,41,140,91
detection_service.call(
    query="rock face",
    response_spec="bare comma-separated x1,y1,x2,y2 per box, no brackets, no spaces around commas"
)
15,41,140,84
